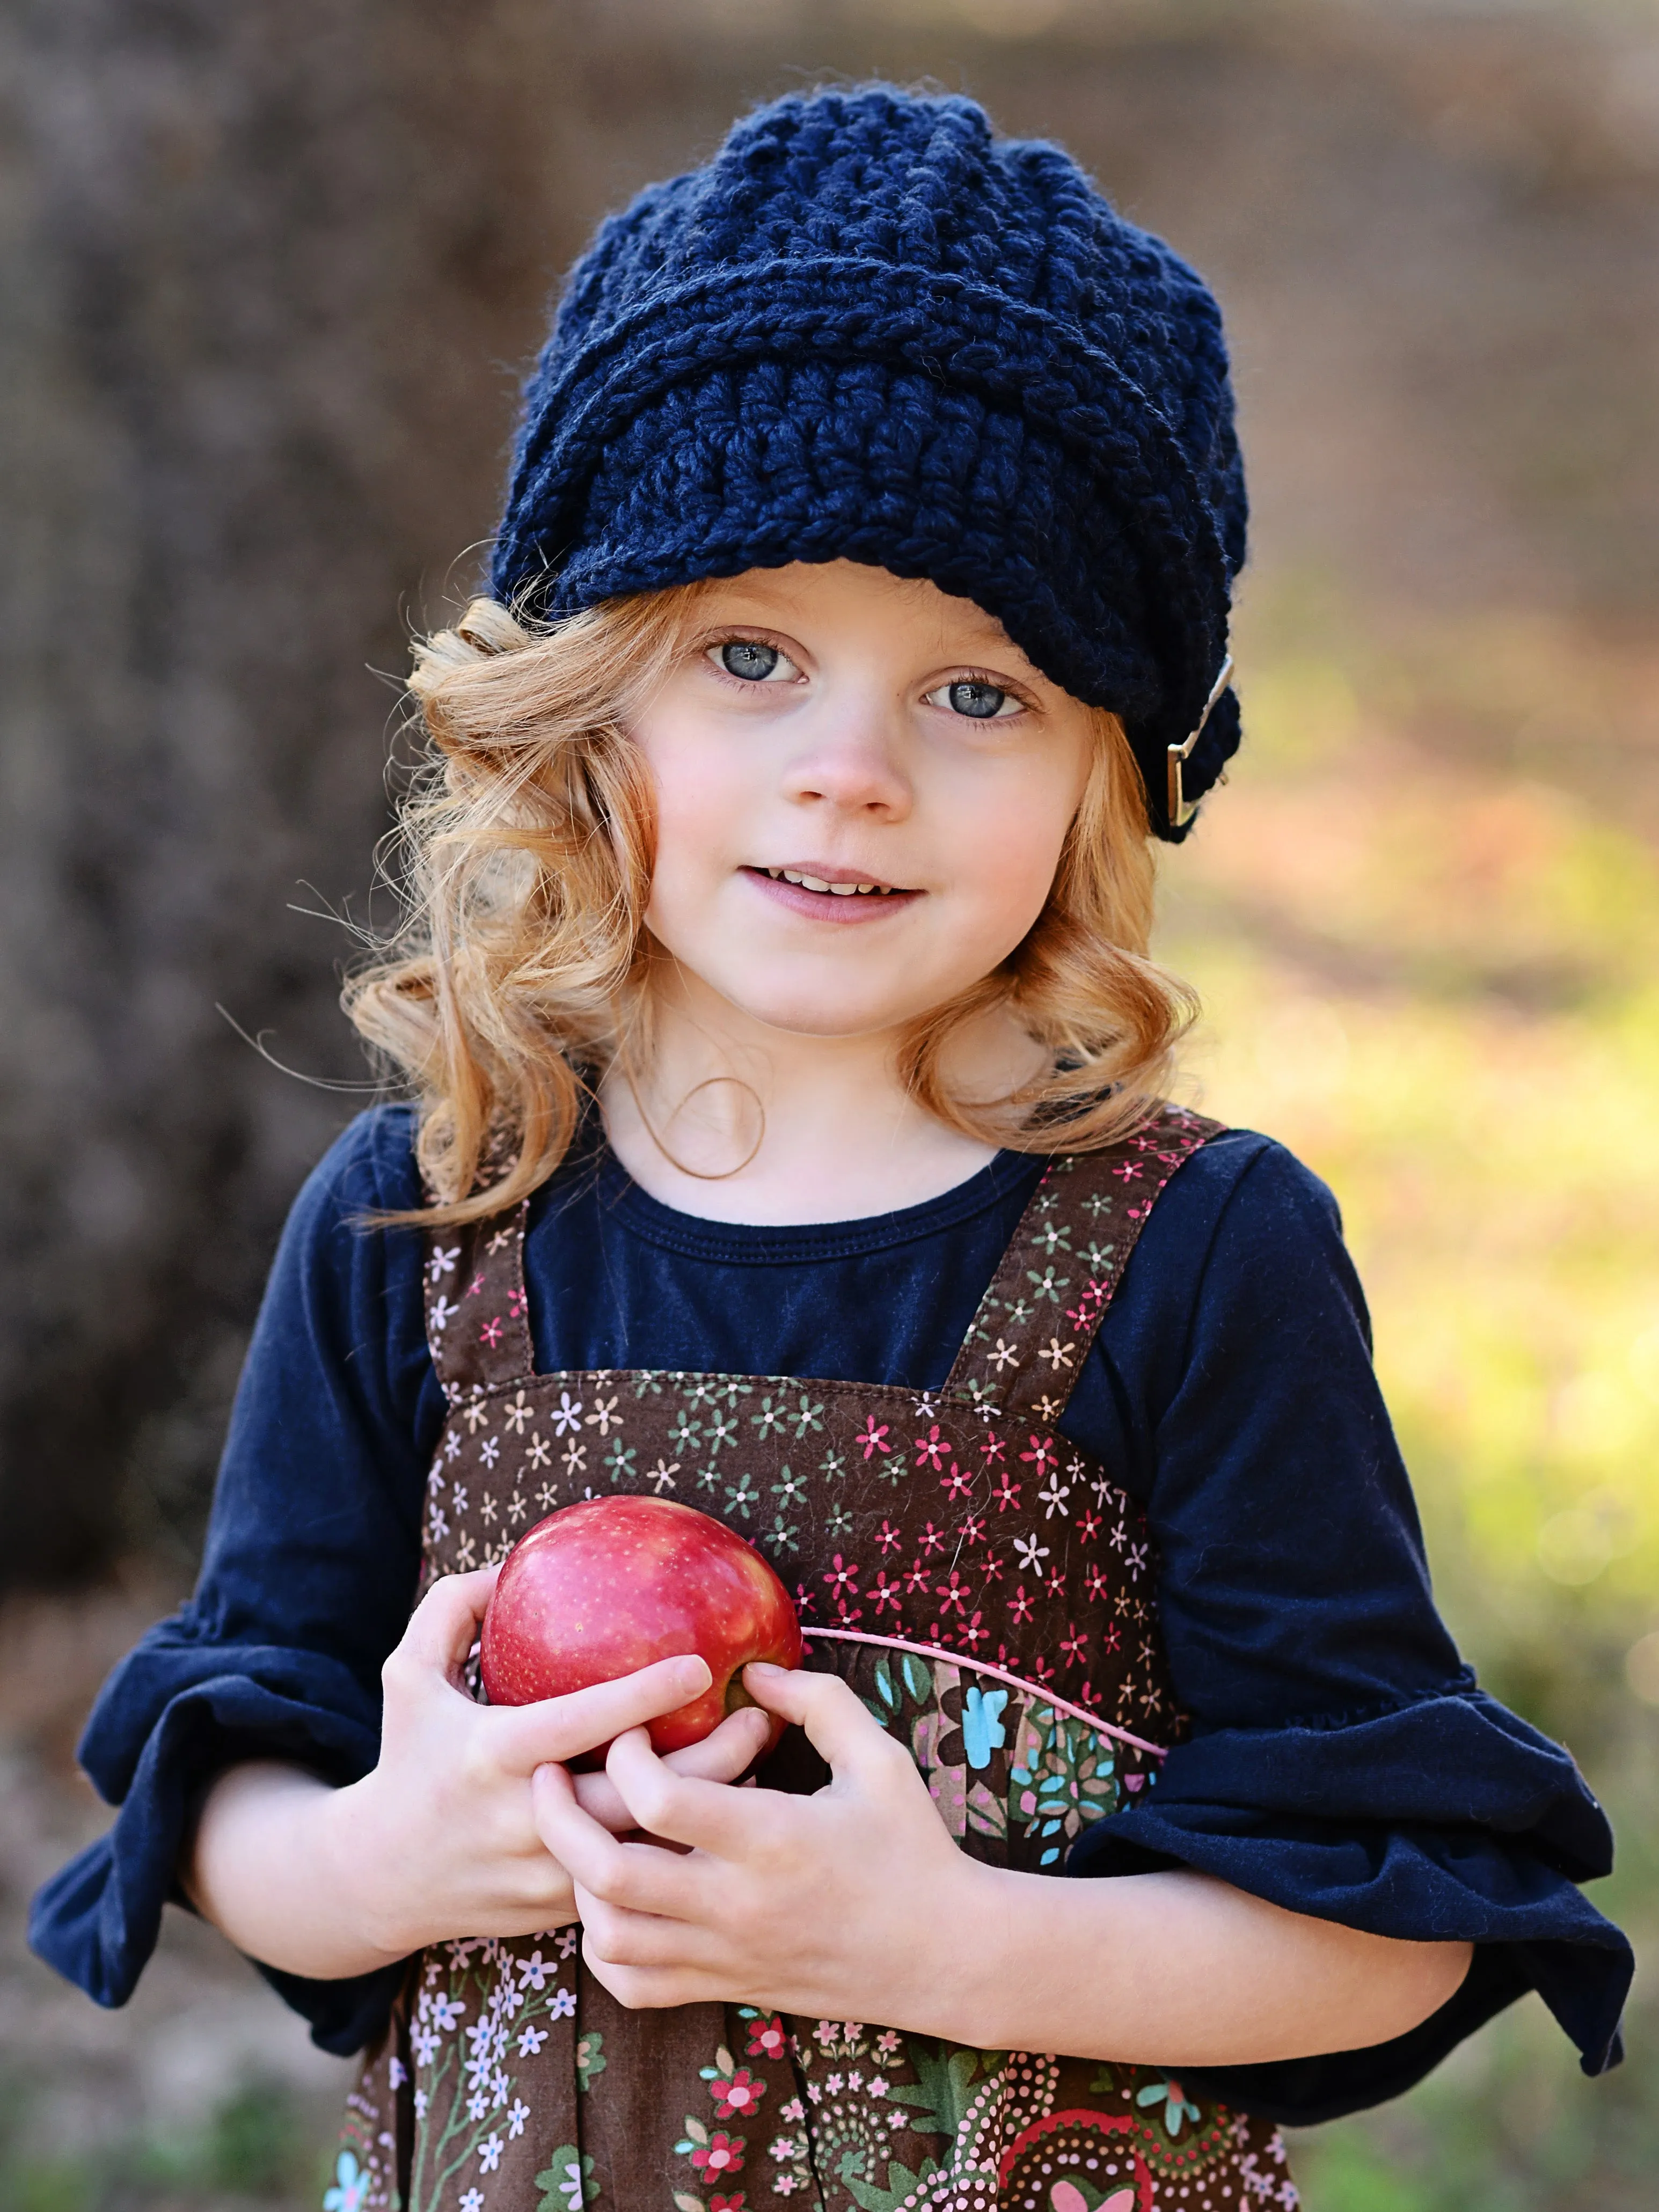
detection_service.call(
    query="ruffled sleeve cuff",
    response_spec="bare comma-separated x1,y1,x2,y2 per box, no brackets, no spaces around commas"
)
1066,1681,1633,2124
27,1654,403,2057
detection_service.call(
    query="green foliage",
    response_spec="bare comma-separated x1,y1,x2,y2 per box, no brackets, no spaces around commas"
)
1160,595,1659,2207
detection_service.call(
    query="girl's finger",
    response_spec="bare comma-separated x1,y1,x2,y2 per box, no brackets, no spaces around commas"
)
491,1654,712,1775
741,1663,902,1776
574,1706,771,1832
530,1761,704,1918
601,1724,770,1858
387,1568,502,1679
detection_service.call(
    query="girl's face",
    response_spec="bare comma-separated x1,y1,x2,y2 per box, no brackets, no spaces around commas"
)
630,561,1095,1041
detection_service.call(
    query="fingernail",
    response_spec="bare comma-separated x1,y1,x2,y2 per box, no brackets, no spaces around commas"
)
674,1654,712,1691
744,1661,784,1680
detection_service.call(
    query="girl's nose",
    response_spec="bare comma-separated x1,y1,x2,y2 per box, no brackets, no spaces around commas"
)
779,705,913,821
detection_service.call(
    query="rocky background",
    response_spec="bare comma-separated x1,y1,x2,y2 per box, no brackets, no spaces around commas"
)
2,3,1656,2207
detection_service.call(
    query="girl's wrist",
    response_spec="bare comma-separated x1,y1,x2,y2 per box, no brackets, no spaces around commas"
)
313,1770,425,1971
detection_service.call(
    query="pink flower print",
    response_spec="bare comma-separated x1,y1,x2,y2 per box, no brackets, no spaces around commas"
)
978,1432,1007,1463
876,1519,903,1553
1077,1679,1103,1711
507,1287,527,1319
869,1570,903,1616
1103,1622,1122,1654
1008,1585,1035,1626
1060,1622,1088,1669
709,2197,747,2211
961,1512,986,1546
1021,1434,1058,1473
1085,1564,1110,1603
793,1579,818,1617
479,1316,504,1347
1077,1508,1102,1543
692,2134,745,2180
467,1271,487,1297
918,1521,946,1555
991,1473,1021,1513
822,1555,859,1604
936,1569,969,1617
1111,1160,1144,1181
959,1610,988,1651
857,1417,891,1461
1031,1653,1057,1685
711,2069,767,2121
902,1561,931,1596
978,1551,1004,1585
913,1425,949,1470
940,1461,973,1501
746,2014,787,2062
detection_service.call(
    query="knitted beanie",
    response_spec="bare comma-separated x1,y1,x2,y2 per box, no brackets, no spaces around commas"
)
491,86,1247,840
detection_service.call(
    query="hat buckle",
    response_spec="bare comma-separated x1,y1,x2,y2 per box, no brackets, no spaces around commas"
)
1166,654,1234,830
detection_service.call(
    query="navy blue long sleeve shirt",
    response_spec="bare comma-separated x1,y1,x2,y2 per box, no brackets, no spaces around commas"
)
28,1107,1632,2125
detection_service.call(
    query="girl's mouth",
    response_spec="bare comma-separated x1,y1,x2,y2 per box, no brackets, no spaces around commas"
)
742,863,921,922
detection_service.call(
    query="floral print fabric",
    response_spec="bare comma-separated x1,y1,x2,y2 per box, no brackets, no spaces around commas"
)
338,1108,1295,2211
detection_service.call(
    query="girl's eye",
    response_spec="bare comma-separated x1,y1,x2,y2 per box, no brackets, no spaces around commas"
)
926,678,1018,720
711,639,792,683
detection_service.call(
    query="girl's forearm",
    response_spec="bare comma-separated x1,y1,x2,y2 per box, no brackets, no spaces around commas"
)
185,1761,413,1981
939,1863,1471,2067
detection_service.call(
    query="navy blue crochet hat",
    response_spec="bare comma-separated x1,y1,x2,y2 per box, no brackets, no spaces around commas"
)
491,86,1246,840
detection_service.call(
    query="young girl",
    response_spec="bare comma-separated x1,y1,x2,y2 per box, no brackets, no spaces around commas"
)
33,86,1631,2212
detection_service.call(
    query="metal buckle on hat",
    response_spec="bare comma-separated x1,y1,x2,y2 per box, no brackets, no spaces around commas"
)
1166,654,1234,830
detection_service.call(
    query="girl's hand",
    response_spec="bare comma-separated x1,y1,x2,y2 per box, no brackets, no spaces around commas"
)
529,1662,986,2028
535,1660,1477,2067
186,1568,772,1981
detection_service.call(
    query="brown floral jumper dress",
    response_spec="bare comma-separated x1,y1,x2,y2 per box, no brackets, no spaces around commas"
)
339,1105,1297,2212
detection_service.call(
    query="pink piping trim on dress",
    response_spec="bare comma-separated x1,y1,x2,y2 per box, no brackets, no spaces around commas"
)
799,1625,1169,1761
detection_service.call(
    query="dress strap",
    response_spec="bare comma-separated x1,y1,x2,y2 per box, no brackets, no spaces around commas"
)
943,1102,1223,1425
423,1202,533,1396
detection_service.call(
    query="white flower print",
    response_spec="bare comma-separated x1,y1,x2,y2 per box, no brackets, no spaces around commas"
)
388,2056,407,2088
506,2099,530,2138
517,2024,547,2055
549,1986,576,2019
1127,1540,1149,1579
517,1950,551,1990
1037,1473,1073,1519
556,1927,579,1959
428,1243,460,1282
444,1430,462,1461
451,1486,469,1515
478,2133,503,2172
479,1437,500,1469
1012,1532,1051,1577
429,1294,457,1334
551,1391,583,1436
458,2192,483,2212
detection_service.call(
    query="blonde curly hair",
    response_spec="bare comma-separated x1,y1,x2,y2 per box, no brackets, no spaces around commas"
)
347,585,1195,1226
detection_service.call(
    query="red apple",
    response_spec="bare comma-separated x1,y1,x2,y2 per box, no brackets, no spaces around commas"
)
480,1494,802,1758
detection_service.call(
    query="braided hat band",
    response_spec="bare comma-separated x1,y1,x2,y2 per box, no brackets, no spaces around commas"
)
491,87,1247,839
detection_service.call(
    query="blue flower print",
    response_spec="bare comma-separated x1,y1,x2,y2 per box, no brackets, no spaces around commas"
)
1135,2075,1201,2137
960,1685,1008,1769
323,2151,370,2212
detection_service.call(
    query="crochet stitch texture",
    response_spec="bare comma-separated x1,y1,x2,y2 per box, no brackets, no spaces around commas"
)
491,85,1248,838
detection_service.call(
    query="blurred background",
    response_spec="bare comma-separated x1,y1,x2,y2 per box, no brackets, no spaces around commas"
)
2,0,1655,2205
